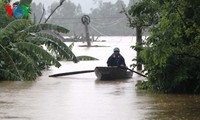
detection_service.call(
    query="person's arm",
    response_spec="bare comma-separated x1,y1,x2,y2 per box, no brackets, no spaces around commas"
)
120,56,126,66
107,56,112,66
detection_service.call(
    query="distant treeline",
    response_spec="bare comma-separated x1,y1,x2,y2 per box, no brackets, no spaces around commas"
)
31,0,139,36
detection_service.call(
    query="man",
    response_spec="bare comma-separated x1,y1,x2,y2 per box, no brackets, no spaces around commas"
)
107,47,126,67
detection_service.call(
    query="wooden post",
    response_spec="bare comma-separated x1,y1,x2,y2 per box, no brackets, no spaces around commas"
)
84,23,91,46
136,26,142,71
81,15,91,47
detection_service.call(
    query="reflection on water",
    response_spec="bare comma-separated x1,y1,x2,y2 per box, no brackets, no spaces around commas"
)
0,36,200,120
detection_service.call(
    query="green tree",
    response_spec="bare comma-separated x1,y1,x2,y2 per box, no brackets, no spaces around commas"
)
130,0,200,93
124,0,159,70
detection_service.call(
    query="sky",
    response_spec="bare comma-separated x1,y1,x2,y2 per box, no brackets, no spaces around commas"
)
12,0,130,14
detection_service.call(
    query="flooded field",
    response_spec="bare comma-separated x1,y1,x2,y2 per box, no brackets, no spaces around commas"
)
0,36,199,120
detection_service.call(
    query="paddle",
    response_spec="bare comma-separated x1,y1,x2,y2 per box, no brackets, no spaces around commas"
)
118,66,147,78
49,70,95,77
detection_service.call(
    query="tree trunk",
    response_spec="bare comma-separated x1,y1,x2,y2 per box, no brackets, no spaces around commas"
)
136,26,142,71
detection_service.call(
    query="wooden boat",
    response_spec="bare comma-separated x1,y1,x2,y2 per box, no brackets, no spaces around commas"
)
94,66,133,80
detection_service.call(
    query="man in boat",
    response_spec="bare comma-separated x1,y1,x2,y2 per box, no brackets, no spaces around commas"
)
107,47,126,67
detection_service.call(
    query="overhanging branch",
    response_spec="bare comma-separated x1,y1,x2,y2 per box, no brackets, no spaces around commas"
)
44,0,65,23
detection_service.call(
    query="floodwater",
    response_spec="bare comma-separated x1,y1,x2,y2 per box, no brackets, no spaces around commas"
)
0,36,200,120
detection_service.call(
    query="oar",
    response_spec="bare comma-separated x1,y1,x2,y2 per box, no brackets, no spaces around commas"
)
49,70,94,77
119,66,147,78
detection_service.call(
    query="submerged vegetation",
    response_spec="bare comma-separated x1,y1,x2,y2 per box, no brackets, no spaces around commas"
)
129,0,200,94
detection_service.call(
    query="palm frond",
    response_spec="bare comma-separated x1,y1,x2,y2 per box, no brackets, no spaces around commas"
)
69,42,74,50
0,19,31,39
77,56,99,61
0,69,21,81
0,44,22,80
14,42,61,68
27,36,71,59
34,33,78,62
8,49,41,80
24,23,69,34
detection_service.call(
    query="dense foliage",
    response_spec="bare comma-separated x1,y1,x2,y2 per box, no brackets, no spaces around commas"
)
129,0,200,93
0,0,97,81
0,18,78,80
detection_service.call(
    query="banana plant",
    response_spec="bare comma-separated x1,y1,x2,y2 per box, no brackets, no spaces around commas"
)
0,19,97,81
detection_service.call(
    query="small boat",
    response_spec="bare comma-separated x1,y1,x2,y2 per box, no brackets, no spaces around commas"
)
95,66,133,80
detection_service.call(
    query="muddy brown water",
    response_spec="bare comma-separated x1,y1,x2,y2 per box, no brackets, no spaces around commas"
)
0,36,200,120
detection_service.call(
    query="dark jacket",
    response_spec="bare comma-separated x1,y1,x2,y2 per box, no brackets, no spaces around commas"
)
107,53,126,66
